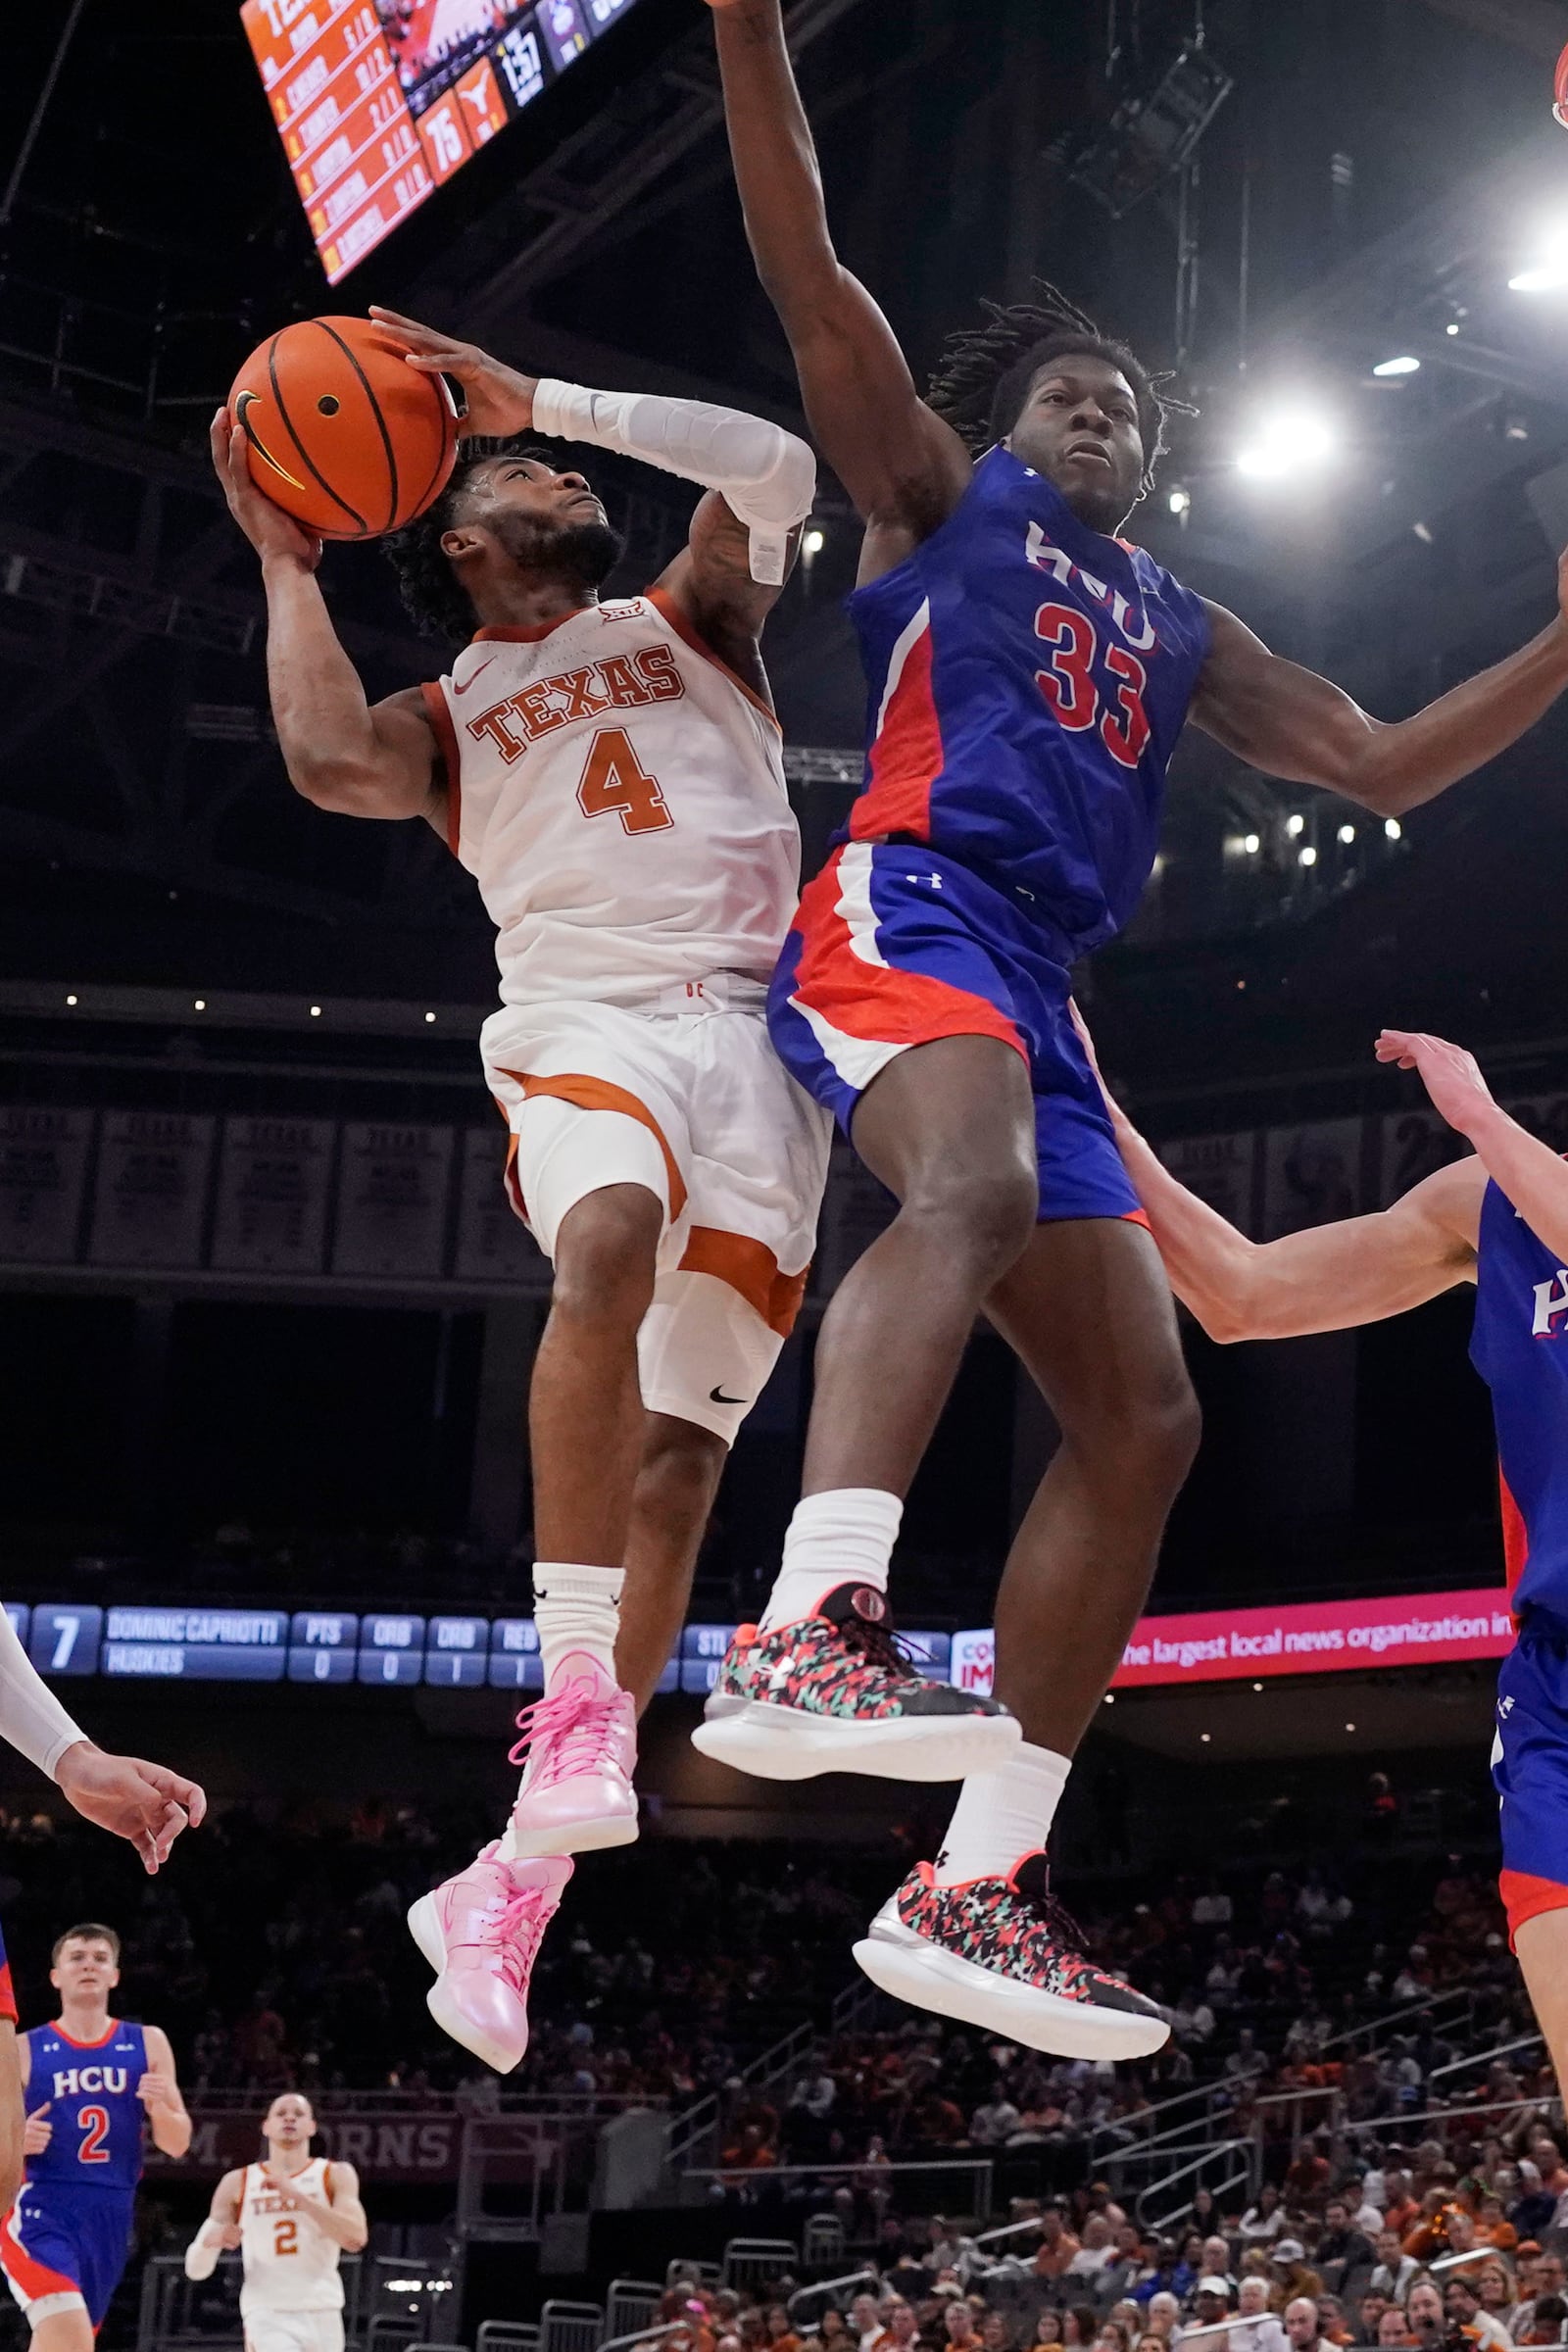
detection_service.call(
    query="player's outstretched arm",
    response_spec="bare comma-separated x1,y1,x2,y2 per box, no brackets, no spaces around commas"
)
705,0,970,555
209,409,445,831
184,2171,245,2278
1192,583,1568,818
265,2157,368,2251
0,2024,22,2219
1073,1010,1481,1339
1376,1028,1568,1264
138,2026,192,2158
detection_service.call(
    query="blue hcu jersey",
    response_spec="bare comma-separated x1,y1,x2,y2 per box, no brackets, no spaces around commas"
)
23,2021,148,2193
1470,1177,1568,1619
845,446,1211,955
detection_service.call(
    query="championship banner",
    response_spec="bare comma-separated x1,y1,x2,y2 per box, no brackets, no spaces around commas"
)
87,1111,216,1269
1260,1118,1365,1239
1157,1132,1258,1236
1376,1108,1471,1206
953,1584,1512,1695
211,1117,336,1275
0,1106,93,1264
452,1128,550,1287
144,2108,463,2181
331,1124,455,1279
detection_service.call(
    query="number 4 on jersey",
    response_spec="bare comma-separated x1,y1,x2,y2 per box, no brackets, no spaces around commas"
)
576,727,672,836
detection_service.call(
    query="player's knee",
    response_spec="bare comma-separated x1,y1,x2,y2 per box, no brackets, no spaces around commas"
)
903,1157,1038,1277
1072,1361,1200,1500
551,1187,662,1331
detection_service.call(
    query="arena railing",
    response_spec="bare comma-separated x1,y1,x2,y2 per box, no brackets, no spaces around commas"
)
676,2155,994,2222
1130,2137,1258,2232
1087,2077,1236,2164
787,2268,881,2324
1318,1982,1476,2058
593,2324,687,2352
1427,2029,1545,2090
664,1977,880,2172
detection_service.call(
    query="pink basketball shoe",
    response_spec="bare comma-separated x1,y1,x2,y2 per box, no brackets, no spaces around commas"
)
507,1653,639,1860
408,1842,571,2073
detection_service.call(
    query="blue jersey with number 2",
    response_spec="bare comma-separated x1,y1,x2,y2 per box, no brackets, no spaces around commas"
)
24,2020,147,2193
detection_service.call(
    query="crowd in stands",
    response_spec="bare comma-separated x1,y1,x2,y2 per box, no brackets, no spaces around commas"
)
662,2106,1568,2352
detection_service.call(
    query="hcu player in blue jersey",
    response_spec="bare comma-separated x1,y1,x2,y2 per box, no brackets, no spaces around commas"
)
696,0,1568,2054
0,1925,189,2352
1099,1021,1568,2095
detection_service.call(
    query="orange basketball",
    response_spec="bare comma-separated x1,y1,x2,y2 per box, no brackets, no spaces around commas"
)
227,316,459,540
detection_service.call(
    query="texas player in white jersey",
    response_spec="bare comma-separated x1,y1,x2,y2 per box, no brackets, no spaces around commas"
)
212,310,828,2072
183,2093,366,2352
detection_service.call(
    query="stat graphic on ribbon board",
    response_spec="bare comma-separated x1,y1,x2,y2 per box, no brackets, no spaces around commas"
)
241,0,645,284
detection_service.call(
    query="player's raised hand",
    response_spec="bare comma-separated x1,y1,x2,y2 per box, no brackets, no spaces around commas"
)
23,2104,51,2155
55,1742,208,1874
368,308,537,438
1375,1028,1497,1139
210,408,321,571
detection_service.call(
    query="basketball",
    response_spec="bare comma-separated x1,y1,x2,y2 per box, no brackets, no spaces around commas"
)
226,316,459,541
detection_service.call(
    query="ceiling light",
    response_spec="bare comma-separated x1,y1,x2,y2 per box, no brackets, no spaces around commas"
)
1243,833,1260,855
1168,487,1192,515
802,526,826,557
1338,824,1355,845
1446,321,1460,335
1286,813,1305,838
1385,817,1402,840
1412,521,1434,544
1252,1682,1263,1693
1298,845,1318,867
1510,263,1568,294
1237,410,1337,480
65,994,77,1006
309,1004,321,1018
1200,1733,1212,1743
193,999,206,1011
1372,356,1420,377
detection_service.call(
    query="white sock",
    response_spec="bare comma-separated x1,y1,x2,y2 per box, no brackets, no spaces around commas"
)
532,1561,624,1688
933,1741,1070,1886
759,1490,903,1630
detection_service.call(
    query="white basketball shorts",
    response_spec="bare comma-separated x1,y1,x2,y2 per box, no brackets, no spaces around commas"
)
243,2311,344,2352
482,991,831,1443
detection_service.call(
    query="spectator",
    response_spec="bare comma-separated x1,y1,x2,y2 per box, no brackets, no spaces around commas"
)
948,2310,982,2352
1101,2229,1150,2309
1285,2304,1328,2352
1374,2317,1412,2350
1516,2259,1568,2343
1228,2281,1289,2352
1405,2285,1449,2352
1097,2329,1132,2352
1445,2280,1510,2352
1186,2279,1234,2342
853,2297,887,2351
1241,2190,1288,2250
1357,2297,1389,2347
1146,2296,1183,2344
1317,2202,1378,2303
1274,2251,1327,2313
1069,2221,1117,2287
1369,2234,1420,2306
1517,2300,1566,2349
1476,2268,1518,2338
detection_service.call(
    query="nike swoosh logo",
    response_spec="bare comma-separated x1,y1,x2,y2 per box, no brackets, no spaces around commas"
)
710,1386,748,1405
454,657,497,695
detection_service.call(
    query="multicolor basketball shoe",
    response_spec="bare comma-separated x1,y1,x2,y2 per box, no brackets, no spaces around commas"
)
691,1581,1018,1781
854,1851,1169,2059
409,1842,571,2074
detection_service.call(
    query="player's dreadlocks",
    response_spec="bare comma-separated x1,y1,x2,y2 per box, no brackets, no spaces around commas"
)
383,435,559,646
927,280,1184,491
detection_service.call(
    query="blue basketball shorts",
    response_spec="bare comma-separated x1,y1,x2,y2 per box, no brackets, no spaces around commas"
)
0,2186,135,2329
768,839,1147,1226
1494,1610,1568,1942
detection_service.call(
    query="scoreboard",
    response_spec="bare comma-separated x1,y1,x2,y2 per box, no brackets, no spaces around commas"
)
240,0,646,286
3,1603,953,1698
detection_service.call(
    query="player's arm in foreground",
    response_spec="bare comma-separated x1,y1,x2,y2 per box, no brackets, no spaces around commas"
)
1074,1013,1484,1341
701,0,972,570
0,2021,21,2217
0,1608,204,1874
210,410,445,832
183,2169,246,2279
262,2157,368,2252
1194,559,1568,819
371,307,816,694
138,2024,192,2158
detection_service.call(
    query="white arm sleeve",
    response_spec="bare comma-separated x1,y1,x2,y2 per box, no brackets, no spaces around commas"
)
0,1606,86,1780
183,2221,227,2281
529,379,816,588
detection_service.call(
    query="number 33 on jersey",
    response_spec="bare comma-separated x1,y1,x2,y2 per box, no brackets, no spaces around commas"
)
420,589,804,1011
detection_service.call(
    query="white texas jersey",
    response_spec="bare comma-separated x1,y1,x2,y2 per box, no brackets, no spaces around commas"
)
238,2160,344,2315
423,591,802,1010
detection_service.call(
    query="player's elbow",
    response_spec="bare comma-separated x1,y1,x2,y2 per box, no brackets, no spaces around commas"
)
284,750,379,815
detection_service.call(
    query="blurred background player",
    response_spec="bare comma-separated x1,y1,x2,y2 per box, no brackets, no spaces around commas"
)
211,314,843,2072
1093,1016,1568,2091
698,0,1568,2056
1,1924,189,2352
0,1613,205,2220
183,2090,367,2352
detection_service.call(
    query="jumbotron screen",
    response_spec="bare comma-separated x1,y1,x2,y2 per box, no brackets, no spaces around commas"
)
241,0,643,285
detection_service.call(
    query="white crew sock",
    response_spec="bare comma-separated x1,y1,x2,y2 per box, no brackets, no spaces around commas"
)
933,1741,1071,1886
759,1490,903,1630
532,1561,624,1688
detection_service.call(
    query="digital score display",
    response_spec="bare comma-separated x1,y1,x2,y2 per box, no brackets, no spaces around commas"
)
241,0,645,286
5,1603,953,1699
